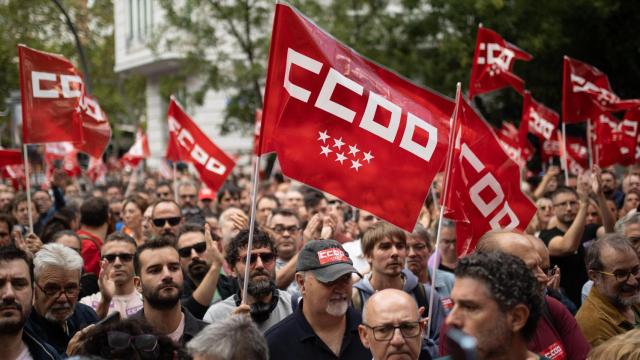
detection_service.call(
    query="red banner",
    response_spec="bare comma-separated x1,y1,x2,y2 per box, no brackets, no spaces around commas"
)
519,91,559,146
261,3,455,231
76,95,112,158
468,27,532,99
562,57,640,124
121,129,150,167
443,96,536,256
496,125,531,168
565,136,589,175
620,109,640,165
0,149,22,168
166,98,236,191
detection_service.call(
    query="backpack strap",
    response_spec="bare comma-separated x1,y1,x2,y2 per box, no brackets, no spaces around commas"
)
413,283,429,311
351,287,363,313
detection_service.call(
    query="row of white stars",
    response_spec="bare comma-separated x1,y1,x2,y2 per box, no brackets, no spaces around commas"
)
318,130,374,163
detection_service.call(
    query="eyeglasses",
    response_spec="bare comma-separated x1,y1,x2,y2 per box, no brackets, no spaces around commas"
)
553,201,579,208
178,242,207,258
152,217,181,227
363,321,422,341
102,253,134,263
271,225,300,234
597,266,640,283
240,252,276,265
107,331,158,357
36,282,80,298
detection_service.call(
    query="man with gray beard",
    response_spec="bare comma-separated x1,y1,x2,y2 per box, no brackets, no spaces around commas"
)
203,229,292,332
265,240,371,360
576,233,640,346
25,243,99,356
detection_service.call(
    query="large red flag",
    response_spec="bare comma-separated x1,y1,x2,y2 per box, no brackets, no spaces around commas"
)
261,3,454,231
562,57,640,124
619,109,640,165
593,112,623,168
443,97,536,256
0,149,23,168
468,27,532,99
519,91,559,146
121,129,150,167
75,95,112,158
167,98,236,191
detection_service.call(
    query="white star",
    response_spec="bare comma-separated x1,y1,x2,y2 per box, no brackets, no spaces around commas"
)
348,144,360,156
350,159,362,171
320,145,333,157
335,152,347,164
362,151,374,163
333,137,345,150
318,130,330,143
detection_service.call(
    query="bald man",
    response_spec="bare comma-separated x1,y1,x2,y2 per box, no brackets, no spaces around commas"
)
472,230,590,360
359,289,426,360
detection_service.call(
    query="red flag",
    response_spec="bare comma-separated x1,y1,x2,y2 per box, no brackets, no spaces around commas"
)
75,95,111,158
87,156,107,184
443,97,536,256
468,27,532,99
44,142,81,178
593,112,622,167
0,149,22,167
167,98,236,191
495,126,531,168
261,3,454,231
519,91,559,146
121,129,150,167
541,131,562,164
1,165,26,191
562,57,640,124
565,136,589,175
619,109,640,165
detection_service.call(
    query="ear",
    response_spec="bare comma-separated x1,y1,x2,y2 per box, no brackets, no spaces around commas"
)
295,273,305,294
507,304,530,334
587,269,599,282
134,276,142,293
358,325,371,349
418,306,425,319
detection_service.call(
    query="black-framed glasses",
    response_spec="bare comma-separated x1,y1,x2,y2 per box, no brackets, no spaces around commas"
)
597,266,640,283
107,331,158,357
36,282,80,298
271,225,300,234
240,252,276,265
363,321,422,341
178,242,207,258
102,253,134,263
152,217,181,227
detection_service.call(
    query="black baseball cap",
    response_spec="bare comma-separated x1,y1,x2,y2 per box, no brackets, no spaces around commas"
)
296,240,361,282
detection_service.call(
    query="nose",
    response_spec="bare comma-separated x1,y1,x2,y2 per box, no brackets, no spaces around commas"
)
390,245,399,256
389,327,406,347
408,246,416,257
254,255,265,269
1,283,16,301
191,248,201,260
445,306,462,329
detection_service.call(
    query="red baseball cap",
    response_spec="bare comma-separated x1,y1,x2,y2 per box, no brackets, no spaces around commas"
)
198,188,215,201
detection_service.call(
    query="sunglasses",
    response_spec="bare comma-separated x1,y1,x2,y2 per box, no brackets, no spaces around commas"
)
152,217,181,227
178,242,207,258
240,252,276,265
102,253,134,263
107,331,158,358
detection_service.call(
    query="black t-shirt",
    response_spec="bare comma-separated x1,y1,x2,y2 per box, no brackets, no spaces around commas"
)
539,223,598,306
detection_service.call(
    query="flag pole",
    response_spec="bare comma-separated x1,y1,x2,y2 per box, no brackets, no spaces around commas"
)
242,154,261,304
586,118,594,170
172,162,178,200
426,82,462,338
561,123,569,185
22,144,33,234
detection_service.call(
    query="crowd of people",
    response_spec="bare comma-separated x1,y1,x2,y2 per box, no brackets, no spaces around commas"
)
0,160,639,360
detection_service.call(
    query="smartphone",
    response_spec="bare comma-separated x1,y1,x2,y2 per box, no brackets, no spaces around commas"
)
446,328,477,360
95,311,121,328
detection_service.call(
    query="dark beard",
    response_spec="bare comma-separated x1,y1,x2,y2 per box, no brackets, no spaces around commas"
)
188,259,210,283
0,302,26,334
248,279,274,299
143,281,182,310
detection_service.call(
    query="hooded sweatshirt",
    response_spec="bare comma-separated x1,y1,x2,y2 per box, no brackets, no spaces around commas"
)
353,268,446,358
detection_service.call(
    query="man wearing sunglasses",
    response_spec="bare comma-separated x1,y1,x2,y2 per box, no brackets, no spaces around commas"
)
151,200,183,239
359,289,426,360
577,234,640,346
203,229,293,332
26,243,99,356
176,223,237,320
80,233,143,320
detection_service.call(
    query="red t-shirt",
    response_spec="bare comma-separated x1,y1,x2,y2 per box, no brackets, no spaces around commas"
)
77,229,103,276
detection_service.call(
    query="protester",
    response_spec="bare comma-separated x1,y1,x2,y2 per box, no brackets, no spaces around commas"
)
270,208,304,295
26,243,99,356
577,234,640,346
256,194,279,227
80,233,143,319
443,251,545,360
187,315,268,360
0,245,62,359
0,212,14,246
359,289,426,360
121,195,149,245
52,230,82,253
341,209,380,274
131,238,206,347
77,197,109,278
150,200,183,239
430,218,457,273
178,181,205,225
203,229,292,332
11,193,37,236
265,240,370,359
216,182,241,213
155,181,174,201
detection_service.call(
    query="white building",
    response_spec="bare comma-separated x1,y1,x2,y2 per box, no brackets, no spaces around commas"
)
113,0,252,168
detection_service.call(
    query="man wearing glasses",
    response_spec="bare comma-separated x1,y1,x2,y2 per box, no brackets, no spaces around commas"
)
269,208,304,296
359,289,426,360
151,200,183,239
79,233,143,319
26,243,99,356
203,229,293,332
577,234,640,346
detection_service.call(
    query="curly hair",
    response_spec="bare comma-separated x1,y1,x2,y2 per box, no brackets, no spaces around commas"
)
455,251,544,341
225,228,276,266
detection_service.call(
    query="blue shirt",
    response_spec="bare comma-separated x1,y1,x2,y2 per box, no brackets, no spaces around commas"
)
265,300,371,360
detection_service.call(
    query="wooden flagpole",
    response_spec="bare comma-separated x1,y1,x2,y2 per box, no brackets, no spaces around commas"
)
426,82,462,338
